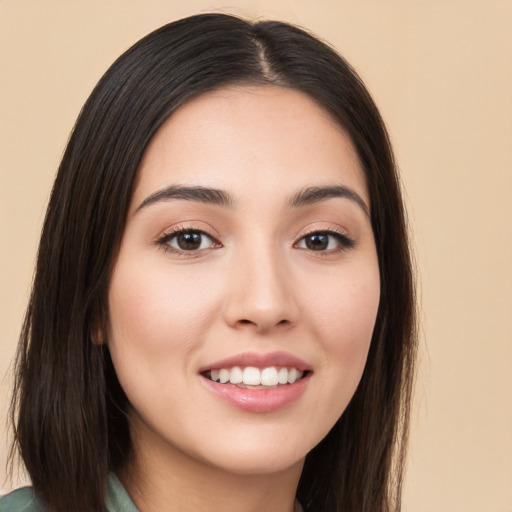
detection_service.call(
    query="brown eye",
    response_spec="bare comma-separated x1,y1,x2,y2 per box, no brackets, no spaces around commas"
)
163,230,218,252
176,232,203,250
296,231,355,252
304,233,329,251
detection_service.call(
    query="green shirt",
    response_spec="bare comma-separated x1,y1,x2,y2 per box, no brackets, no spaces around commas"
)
0,474,138,512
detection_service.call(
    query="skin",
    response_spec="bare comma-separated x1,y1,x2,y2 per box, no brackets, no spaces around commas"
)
107,86,380,512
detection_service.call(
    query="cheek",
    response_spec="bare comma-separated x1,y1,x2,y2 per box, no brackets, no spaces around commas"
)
302,260,380,401
106,260,225,414
306,261,380,344
108,261,221,353
106,261,228,417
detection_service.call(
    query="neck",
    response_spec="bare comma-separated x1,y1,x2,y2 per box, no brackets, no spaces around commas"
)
119,426,304,512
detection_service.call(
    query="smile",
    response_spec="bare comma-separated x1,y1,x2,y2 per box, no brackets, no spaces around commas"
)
205,366,306,388
199,352,312,413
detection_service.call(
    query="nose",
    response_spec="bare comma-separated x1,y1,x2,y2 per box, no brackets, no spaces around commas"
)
223,244,299,334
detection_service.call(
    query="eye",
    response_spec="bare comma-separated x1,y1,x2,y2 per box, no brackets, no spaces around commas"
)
157,229,219,253
295,230,355,252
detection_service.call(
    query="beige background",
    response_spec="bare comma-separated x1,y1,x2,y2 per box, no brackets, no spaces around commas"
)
1,1,511,511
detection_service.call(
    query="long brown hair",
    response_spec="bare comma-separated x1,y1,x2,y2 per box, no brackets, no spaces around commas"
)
9,13,417,512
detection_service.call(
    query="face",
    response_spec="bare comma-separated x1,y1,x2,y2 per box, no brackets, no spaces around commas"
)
107,86,380,477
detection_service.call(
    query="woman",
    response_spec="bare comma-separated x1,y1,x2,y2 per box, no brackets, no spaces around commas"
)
2,13,416,512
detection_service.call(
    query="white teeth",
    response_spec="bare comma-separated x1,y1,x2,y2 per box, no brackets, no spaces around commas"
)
242,367,261,385
229,366,243,384
261,367,278,386
278,367,289,384
208,366,304,386
287,368,299,384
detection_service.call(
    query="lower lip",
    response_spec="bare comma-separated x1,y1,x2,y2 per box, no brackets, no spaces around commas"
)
201,374,311,413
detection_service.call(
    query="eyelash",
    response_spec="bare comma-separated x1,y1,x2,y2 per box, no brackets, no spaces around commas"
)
155,227,220,256
294,229,356,254
155,227,355,256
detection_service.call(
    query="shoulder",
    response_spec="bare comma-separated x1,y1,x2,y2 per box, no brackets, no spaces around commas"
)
0,487,46,512
0,475,137,512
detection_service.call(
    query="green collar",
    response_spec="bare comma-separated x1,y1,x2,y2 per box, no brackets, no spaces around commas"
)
105,473,140,512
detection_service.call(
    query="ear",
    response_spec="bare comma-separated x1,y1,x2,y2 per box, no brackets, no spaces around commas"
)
91,325,104,345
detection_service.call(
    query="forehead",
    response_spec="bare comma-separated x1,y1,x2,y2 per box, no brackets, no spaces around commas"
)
132,85,368,210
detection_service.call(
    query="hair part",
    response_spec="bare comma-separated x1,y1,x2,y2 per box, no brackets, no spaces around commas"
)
9,13,417,512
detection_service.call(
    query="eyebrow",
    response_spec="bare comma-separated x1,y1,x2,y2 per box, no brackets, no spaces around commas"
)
288,185,370,217
136,184,369,217
136,185,236,212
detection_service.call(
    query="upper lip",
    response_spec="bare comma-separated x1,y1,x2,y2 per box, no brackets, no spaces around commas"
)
199,351,312,373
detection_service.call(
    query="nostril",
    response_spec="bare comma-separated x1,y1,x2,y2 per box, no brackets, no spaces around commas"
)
235,318,289,328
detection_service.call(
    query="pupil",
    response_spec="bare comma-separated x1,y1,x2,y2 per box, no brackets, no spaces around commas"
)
177,232,201,250
306,234,328,250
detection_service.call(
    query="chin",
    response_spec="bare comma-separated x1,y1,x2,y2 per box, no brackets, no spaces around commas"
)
189,429,315,477
206,450,306,477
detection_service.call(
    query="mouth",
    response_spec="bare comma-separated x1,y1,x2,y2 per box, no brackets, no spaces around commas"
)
202,366,309,389
199,352,312,412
